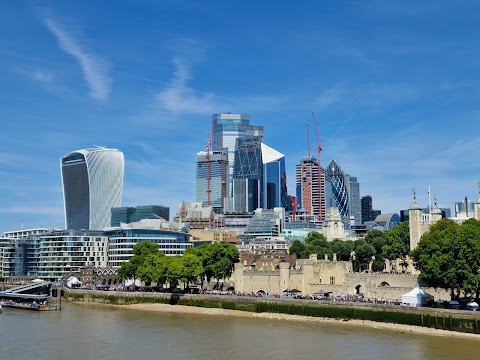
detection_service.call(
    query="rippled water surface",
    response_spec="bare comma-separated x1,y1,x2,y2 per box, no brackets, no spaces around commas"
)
1,303,479,360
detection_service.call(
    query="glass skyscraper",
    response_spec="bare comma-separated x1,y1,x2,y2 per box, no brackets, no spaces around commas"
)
61,147,124,230
326,160,350,228
211,113,264,197
111,205,170,227
261,143,289,210
232,136,263,212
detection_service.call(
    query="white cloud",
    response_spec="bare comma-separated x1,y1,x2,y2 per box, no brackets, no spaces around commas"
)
41,15,112,102
155,57,215,114
316,85,343,110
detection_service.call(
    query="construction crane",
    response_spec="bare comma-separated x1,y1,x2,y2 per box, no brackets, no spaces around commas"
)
282,173,298,221
206,119,214,206
306,123,311,157
312,112,322,222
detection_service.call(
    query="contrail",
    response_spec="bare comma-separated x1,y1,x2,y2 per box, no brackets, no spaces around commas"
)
123,145,151,166
324,113,356,146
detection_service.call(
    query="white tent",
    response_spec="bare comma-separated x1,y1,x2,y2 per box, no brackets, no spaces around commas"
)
66,276,82,288
401,284,433,307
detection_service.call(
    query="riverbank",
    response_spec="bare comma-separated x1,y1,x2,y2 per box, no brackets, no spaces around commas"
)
74,301,480,340
64,290,480,336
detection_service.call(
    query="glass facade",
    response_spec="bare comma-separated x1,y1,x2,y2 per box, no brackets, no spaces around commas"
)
327,160,350,228
233,136,263,212
111,205,170,226
105,228,192,267
211,113,264,197
345,174,362,226
61,148,124,230
261,143,289,210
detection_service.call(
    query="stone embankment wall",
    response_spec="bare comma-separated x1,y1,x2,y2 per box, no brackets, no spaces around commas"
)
64,289,480,335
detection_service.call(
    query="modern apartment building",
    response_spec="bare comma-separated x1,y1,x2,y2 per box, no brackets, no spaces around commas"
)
196,150,228,212
111,205,170,227
61,147,124,230
295,155,332,224
37,229,109,280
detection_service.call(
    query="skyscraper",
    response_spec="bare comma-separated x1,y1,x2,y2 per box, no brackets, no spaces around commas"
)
326,160,349,228
211,113,264,198
361,195,373,224
196,150,228,212
261,143,289,210
295,155,332,223
232,136,263,213
345,174,361,226
61,147,124,230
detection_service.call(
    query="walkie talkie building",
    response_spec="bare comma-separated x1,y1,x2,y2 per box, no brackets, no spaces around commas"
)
61,147,124,230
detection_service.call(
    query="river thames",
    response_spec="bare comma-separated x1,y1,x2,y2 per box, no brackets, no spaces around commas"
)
1,303,479,360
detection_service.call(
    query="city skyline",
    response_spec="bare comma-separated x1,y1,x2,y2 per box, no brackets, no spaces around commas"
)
1,1,480,234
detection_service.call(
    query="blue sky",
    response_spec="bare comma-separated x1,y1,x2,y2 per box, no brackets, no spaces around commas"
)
1,1,480,234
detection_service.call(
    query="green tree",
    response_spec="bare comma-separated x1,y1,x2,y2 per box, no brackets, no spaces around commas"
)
365,230,386,271
289,240,306,258
181,253,204,287
330,239,354,261
352,239,376,271
137,252,165,286
412,218,480,300
117,241,161,283
382,221,410,269
166,256,184,289
303,231,330,259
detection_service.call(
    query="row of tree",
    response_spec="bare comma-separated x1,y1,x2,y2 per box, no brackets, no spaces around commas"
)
289,221,411,272
117,241,240,289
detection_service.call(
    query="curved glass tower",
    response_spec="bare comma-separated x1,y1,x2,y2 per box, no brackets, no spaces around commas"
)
61,147,124,230
326,160,349,227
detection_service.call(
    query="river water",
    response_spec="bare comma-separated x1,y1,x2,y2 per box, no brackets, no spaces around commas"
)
1,303,479,360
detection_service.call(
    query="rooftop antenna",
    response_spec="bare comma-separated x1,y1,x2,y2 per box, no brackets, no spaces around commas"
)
477,180,480,197
21,219,24,230
412,187,416,201
428,186,431,216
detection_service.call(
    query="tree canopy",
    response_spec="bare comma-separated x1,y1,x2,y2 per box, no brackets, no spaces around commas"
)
411,218,480,300
117,241,239,289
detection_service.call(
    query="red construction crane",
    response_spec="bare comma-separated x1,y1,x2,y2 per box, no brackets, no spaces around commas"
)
206,119,214,206
311,112,322,222
306,123,311,157
282,174,298,221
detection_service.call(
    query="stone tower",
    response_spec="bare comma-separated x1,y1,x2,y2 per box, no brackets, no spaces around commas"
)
322,207,345,240
409,189,423,251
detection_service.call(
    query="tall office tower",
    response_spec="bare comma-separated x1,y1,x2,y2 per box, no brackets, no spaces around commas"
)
61,147,124,230
345,174,361,226
232,136,263,213
196,150,228,213
261,143,289,209
111,205,170,227
211,113,264,198
361,195,373,223
295,156,332,223
326,160,350,228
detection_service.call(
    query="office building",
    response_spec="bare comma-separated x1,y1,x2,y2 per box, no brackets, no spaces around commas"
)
61,147,124,230
261,143,289,210
243,207,285,240
361,195,373,224
211,113,264,198
111,205,170,227
345,174,361,226
106,219,192,268
196,150,228,212
232,136,264,213
326,160,350,228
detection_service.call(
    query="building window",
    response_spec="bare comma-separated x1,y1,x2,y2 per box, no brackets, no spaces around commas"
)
329,276,335,285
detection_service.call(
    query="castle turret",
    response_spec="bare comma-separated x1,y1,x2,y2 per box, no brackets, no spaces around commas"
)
409,189,423,251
